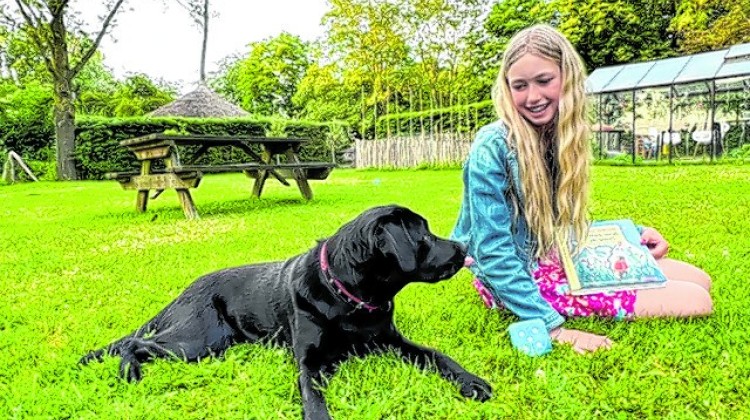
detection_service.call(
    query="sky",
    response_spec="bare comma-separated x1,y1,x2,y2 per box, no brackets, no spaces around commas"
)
77,0,330,93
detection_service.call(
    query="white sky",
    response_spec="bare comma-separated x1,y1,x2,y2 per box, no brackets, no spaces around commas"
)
75,0,329,93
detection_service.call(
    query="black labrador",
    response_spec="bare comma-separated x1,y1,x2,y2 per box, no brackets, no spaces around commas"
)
80,205,491,419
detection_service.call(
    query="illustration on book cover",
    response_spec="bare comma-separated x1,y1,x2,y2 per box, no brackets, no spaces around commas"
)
560,219,667,295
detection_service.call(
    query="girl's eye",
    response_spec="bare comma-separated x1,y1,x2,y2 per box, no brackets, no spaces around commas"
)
537,78,551,85
511,83,526,91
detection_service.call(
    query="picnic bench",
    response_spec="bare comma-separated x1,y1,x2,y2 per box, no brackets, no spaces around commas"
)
106,133,336,219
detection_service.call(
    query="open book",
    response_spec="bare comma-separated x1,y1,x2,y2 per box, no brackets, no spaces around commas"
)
557,219,668,296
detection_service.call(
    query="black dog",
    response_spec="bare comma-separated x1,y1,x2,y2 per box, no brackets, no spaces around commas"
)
80,205,491,419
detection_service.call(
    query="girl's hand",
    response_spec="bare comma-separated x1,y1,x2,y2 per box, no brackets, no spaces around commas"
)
550,328,613,354
640,227,669,259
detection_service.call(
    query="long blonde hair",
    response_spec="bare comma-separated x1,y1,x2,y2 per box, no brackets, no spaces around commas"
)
492,24,590,258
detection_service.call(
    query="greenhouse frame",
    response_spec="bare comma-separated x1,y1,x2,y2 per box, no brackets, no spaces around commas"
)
586,42,750,163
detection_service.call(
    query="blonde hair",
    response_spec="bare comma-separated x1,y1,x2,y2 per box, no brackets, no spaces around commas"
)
492,24,590,258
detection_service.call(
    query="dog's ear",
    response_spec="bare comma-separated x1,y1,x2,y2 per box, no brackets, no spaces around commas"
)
378,219,419,273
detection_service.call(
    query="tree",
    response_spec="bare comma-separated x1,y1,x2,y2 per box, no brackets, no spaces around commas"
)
671,0,750,54
216,32,310,117
293,61,362,126
323,0,410,136
555,0,679,71
1,0,127,180
77,73,175,117
172,0,213,82
0,79,54,157
400,0,491,113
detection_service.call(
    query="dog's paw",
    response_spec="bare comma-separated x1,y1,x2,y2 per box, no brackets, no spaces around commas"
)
119,359,143,382
459,374,492,402
79,350,104,365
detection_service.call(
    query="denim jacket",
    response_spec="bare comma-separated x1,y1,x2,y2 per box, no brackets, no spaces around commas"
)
451,121,565,331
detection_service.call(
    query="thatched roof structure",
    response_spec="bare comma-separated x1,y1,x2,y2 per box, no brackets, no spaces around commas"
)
149,84,249,118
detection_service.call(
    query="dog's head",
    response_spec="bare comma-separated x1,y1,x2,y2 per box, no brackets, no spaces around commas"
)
326,205,466,301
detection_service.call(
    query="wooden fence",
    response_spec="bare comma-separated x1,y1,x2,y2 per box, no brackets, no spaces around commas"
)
354,134,473,168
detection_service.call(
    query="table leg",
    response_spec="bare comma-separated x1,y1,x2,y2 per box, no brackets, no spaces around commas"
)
294,170,313,200
136,190,149,212
252,170,269,198
136,160,153,212
177,189,199,219
285,150,313,200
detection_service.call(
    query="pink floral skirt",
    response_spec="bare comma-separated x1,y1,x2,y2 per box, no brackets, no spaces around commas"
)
473,252,637,321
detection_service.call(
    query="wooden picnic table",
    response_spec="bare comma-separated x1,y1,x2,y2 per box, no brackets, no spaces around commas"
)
107,133,336,219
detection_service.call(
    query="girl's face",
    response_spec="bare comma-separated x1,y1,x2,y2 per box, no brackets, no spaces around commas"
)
506,53,562,127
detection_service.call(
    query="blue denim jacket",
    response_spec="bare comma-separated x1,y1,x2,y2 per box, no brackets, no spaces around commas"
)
451,121,565,331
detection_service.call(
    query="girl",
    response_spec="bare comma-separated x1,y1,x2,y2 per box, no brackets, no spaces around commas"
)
451,24,712,354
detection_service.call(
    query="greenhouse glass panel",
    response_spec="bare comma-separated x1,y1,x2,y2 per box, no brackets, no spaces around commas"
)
726,43,750,60
672,81,710,95
673,50,726,84
636,56,691,89
714,76,750,92
715,59,750,80
585,65,624,93
601,61,655,93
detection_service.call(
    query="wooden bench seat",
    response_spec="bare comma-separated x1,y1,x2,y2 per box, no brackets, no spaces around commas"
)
106,162,336,182
240,162,336,180
104,162,336,182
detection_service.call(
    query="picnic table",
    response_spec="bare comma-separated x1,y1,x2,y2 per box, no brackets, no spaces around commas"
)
106,133,336,219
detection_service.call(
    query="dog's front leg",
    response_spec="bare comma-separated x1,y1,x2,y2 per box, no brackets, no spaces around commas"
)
292,319,332,420
296,364,331,420
384,334,492,401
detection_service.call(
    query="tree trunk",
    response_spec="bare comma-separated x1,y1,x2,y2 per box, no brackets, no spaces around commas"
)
199,0,209,82
53,78,77,180
50,5,78,180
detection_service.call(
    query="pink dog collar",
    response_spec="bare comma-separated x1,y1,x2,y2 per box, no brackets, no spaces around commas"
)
320,241,390,312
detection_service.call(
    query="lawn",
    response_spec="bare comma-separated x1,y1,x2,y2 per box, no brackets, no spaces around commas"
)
1,166,748,419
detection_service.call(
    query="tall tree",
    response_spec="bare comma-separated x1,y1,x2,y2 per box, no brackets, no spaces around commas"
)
173,0,212,82
1,0,127,180
554,0,678,71
323,0,410,135
671,0,750,54
215,32,310,117
402,0,490,110
293,60,363,126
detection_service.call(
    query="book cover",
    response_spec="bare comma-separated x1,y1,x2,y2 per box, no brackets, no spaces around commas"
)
558,219,667,296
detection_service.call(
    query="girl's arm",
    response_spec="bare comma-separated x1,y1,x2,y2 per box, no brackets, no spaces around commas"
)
464,137,564,331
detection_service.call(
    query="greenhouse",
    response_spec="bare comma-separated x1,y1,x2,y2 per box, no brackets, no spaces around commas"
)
586,42,750,163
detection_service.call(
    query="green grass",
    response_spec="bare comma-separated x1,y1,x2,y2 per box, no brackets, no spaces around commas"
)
1,166,748,419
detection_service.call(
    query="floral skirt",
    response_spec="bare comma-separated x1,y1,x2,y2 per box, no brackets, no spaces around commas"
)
473,252,637,321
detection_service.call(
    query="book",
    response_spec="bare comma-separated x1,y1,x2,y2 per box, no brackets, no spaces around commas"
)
557,219,667,296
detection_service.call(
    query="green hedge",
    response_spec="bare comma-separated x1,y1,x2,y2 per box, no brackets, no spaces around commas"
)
0,81,55,159
74,116,351,179
375,100,495,138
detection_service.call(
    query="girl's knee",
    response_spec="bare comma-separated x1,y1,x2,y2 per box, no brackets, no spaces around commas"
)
634,281,712,318
658,258,712,291
690,286,713,316
694,270,712,291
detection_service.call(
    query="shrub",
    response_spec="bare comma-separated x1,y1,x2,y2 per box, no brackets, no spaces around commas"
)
0,81,55,158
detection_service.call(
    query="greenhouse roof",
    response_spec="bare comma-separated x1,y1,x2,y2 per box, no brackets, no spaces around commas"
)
586,42,750,94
